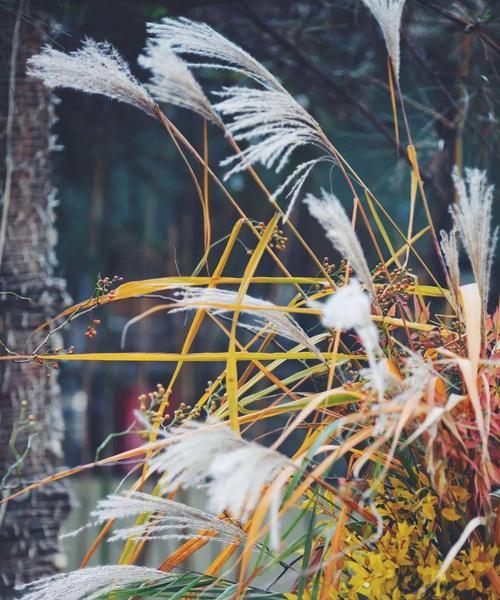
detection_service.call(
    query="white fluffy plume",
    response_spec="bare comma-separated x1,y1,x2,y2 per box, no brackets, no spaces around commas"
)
150,419,295,548
88,491,245,544
139,39,221,124
450,167,497,306
214,87,329,180
311,279,384,399
361,0,406,79
440,228,460,294
149,419,243,480
171,286,321,357
145,17,281,90
17,565,167,600
27,39,156,116
314,279,375,334
304,190,373,293
207,443,295,549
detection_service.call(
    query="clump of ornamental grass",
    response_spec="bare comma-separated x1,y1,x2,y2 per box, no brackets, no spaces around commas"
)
7,10,499,600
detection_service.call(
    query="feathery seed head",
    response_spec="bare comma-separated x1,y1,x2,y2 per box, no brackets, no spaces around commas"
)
450,167,497,307
373,353,432,436
139,39,221,124
361,0,406,79
304,190,373,293
149,418,242,485
215,87,329,180
394,354,432,404
27,39,156,116
440,228,460,294
207,444,294,525
145,17,282,90
150,419,294,548
144,18,332,208
17,565,167,600
273,157,333,222
90,491,245,544
314,279,373,333
171,286,321,357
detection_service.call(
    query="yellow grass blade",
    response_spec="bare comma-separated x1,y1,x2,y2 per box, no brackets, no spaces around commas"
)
365,190,401,268
405,144,419,266
226,213,281,432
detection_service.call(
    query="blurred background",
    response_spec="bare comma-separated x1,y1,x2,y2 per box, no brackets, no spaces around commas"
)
1,0,499,586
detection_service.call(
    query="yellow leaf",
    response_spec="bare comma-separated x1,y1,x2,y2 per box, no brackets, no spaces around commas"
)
441,507,461,521
449,485,471,503
421,496,436,521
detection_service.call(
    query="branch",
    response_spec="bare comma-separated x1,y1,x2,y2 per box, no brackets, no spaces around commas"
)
414,0,500,56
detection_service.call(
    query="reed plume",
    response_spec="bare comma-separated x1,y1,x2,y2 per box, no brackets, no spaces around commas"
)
171,286,320,356
361,0,406,79
139,39,221,124
17,566,167,600
450,167,497,308
305,190,373,293
89,491,245,544
27,39,156,117
149,419,295,548
145,17,281,89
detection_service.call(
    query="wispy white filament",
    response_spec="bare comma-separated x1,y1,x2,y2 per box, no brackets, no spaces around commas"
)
17,565,167,600
361,0,406,79
305,190,373,293
150,419,294,548
311,279,384,398
88,491,245,544
27,39,156,116
171,286,321,357
215,87,329,179
139,39,221,124
145,17,282,90
450,167,497,307
273,158,331,222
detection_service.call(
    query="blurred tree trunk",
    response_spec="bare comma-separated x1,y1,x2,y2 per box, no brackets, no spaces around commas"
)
0,1,71,596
